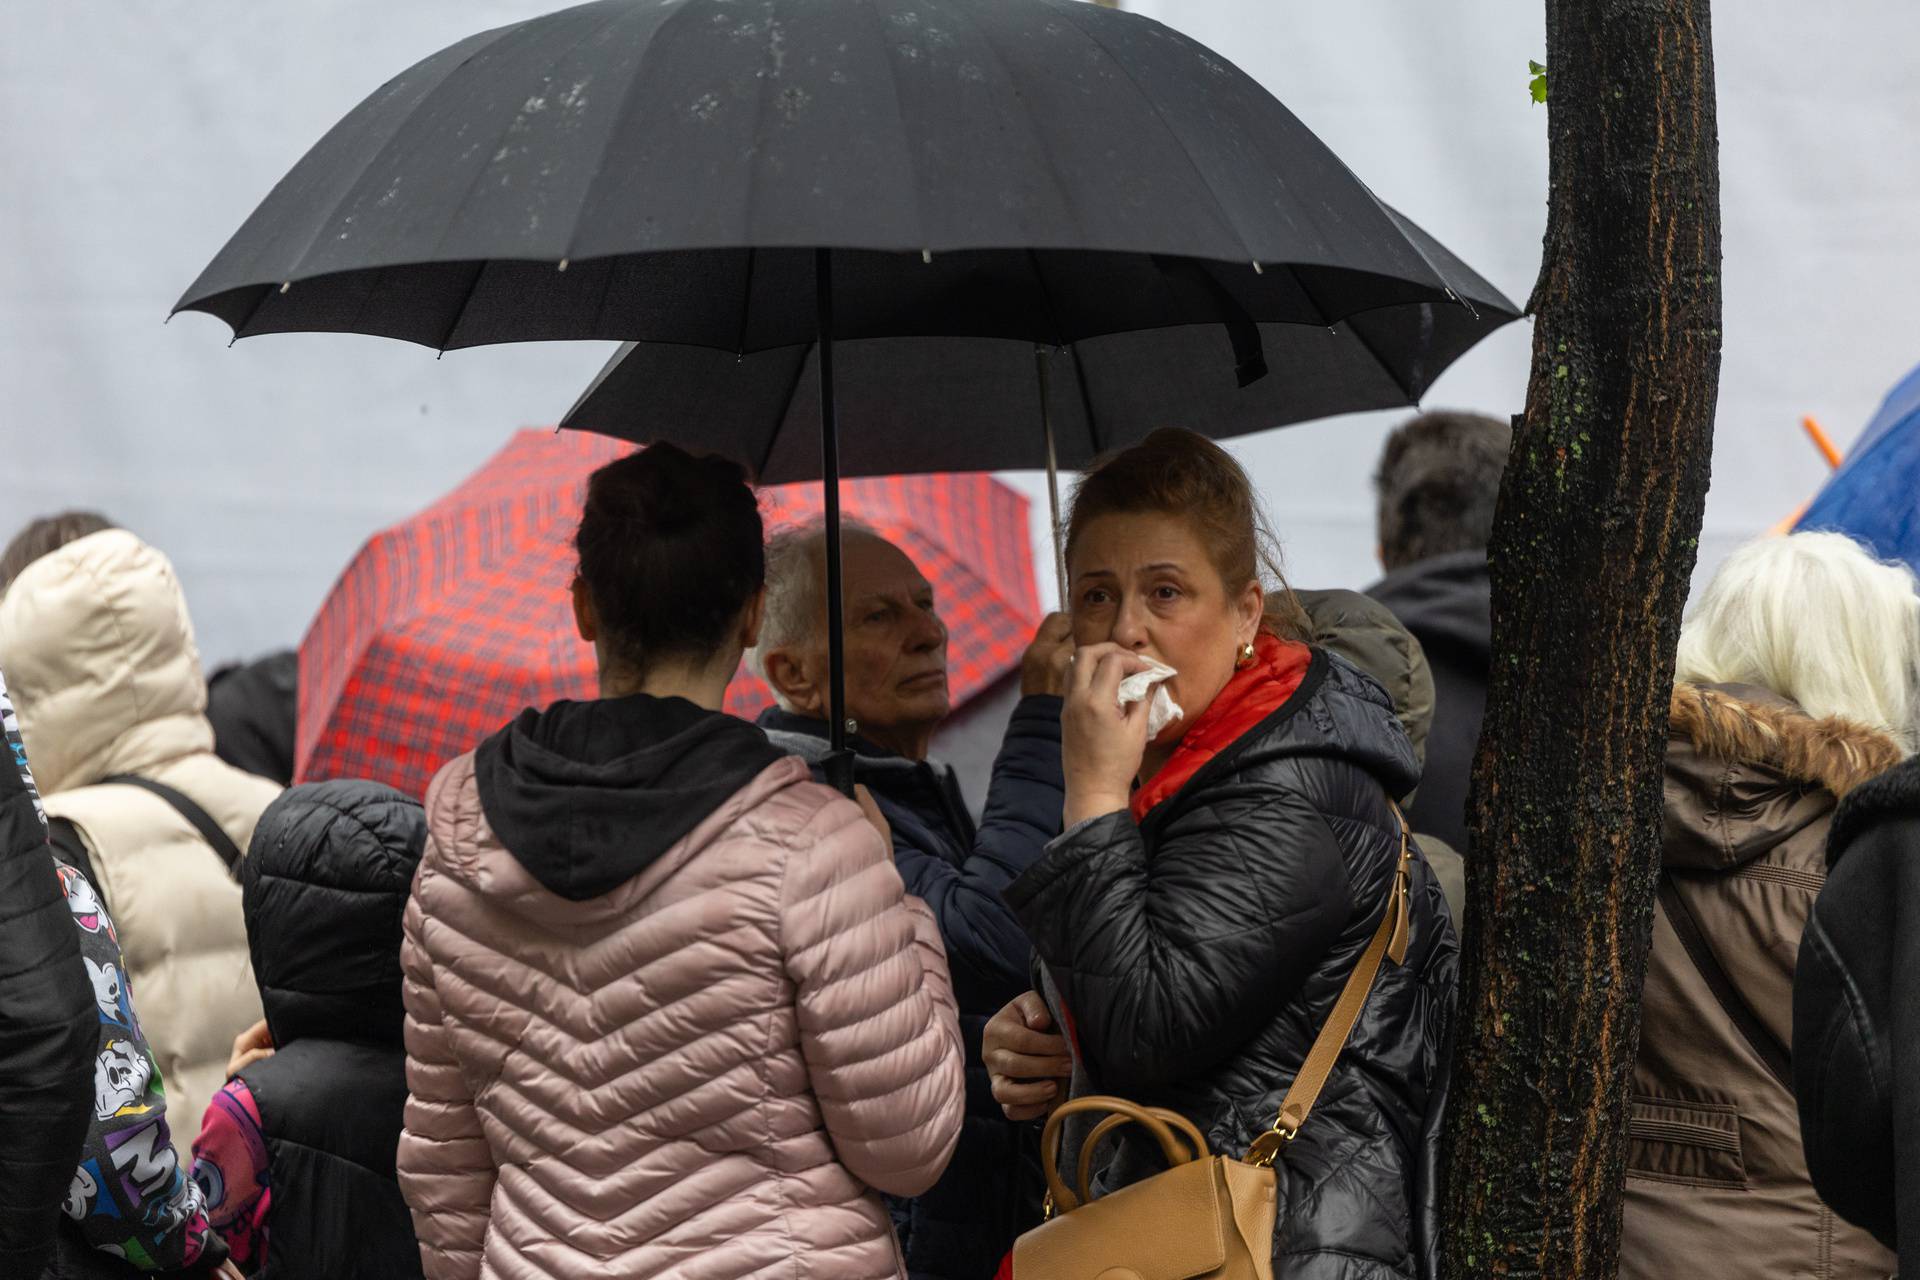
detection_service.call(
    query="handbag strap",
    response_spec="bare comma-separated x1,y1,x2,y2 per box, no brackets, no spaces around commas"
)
101,773,245,879
1658,871,1792,1088
1246,801,1413,1167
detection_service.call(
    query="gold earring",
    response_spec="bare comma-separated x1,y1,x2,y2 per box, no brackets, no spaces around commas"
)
1236,642,1256,669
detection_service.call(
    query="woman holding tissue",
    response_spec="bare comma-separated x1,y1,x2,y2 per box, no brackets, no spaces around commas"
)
987,429,1458,1280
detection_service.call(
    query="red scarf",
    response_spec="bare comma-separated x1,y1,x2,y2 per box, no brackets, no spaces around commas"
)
1129,633,1312,821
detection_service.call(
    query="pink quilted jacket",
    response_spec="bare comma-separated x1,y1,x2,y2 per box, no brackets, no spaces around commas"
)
397,751,965,1280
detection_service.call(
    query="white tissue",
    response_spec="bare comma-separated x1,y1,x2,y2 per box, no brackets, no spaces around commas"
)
1116,658,1184,739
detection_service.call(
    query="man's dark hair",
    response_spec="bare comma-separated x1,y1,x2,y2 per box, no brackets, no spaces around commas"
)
574,445,763,679
1374,411,1512,571
0,511,118,591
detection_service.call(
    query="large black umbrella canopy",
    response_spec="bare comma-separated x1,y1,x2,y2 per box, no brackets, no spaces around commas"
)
558,205,1515,482
176,0,1499,346
176,0,1520,790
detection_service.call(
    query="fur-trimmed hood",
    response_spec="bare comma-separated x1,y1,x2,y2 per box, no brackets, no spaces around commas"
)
1664,682,1905,870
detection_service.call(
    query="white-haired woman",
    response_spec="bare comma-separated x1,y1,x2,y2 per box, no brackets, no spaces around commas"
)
1620,531,1919,1280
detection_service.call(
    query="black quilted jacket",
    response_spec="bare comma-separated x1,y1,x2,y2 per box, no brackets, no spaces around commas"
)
1006,649,1458,1280
0,681,93,1279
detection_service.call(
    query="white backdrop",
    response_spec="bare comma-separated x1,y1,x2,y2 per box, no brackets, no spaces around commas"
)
4,0,1918,665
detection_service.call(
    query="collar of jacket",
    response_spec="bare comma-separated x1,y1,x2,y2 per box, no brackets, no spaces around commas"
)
758,706,907,765
757,707,973,847
1825,752,1920,868
1131,633,1314,821
1363,549,1492,661
1665,681,1905,871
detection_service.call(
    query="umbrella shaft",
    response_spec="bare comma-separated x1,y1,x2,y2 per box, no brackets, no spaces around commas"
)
818,249,854,796
1037,347,1069,613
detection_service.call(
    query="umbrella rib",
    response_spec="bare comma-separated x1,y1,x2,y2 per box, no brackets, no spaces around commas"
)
1336,311,1420,403
564,0,714,265
761,342,815,481
261,18,537,296
735,247,757,356
436,262,492,352
945,0,1095,255
1023,249,1068,348
866,1,932,250
1049,2,1258,265
424,12,628,275
1068,341,1102,457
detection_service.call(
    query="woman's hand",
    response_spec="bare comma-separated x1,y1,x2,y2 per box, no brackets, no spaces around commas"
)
1020,613,1076,698
1061,643,1155,828
985,991,1075,1122
226,1019,273,1079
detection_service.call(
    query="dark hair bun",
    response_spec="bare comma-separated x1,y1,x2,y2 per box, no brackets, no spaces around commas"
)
575,444,764,676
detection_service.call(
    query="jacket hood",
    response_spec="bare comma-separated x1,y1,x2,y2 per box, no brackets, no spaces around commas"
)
474,693,786,901
1365,550,1492,663
0,529,213,795
243,779,426,1048
1298,588,1434,768
1664,682,1904,870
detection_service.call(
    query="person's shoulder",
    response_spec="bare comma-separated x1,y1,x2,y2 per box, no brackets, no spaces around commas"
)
418,750,492,881
1829,755,1920,866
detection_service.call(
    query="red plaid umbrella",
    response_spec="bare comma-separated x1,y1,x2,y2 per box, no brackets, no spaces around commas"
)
296,430,1039,800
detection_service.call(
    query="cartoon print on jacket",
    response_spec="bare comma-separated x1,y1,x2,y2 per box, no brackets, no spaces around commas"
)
65,1161,102,1220
57,863,115,941
95,1039,154,1121
86,956,137,1030
52,849,223,1271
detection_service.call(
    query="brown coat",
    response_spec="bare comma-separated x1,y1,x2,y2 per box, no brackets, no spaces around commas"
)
1620,684,1901,1280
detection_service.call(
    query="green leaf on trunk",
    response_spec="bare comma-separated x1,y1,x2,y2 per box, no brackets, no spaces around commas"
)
1529,59,1549,104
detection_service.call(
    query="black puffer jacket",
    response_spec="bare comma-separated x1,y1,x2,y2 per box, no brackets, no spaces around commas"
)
234,779,427,1280
1795,753,1920,1275
0,679,94,1278
1007,649,1458,1280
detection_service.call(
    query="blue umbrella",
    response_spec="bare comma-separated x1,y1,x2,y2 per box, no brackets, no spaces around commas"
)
1797,361,1920,571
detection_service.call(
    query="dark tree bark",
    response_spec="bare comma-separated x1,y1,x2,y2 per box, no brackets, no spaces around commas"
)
1440,2,1721,1277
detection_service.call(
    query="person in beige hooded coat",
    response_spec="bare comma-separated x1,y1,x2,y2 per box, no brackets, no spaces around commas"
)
0,524,279,1161
397,446,965,1280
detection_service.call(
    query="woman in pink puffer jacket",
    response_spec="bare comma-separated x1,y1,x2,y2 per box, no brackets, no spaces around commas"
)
396,446,966,1280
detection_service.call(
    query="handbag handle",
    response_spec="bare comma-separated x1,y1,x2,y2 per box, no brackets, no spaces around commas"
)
1041,1096,1199,1213
1245,801,1413,1167
1074,1106,1211,1206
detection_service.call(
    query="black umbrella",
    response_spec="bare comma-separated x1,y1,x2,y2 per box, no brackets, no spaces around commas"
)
176,0,1518,789
557,206,1513,589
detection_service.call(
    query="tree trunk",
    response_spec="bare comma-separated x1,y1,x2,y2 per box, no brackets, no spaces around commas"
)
1440,1,1721,1277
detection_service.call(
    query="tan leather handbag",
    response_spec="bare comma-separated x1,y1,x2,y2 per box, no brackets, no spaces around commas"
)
1010,808,1415,1280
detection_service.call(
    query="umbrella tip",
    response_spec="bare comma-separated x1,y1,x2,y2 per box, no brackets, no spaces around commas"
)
558,258,570,272
922,249,933,264
279,281,291,294
1251,260,1264,275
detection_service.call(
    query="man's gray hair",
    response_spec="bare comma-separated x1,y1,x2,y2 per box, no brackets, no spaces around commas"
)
747,518,880,709
1373,410,1512,571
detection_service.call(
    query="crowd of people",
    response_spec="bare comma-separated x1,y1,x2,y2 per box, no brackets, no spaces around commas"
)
0,411,1916,1280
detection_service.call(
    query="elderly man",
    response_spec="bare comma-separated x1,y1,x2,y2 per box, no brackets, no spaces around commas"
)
751,522,1070,1280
